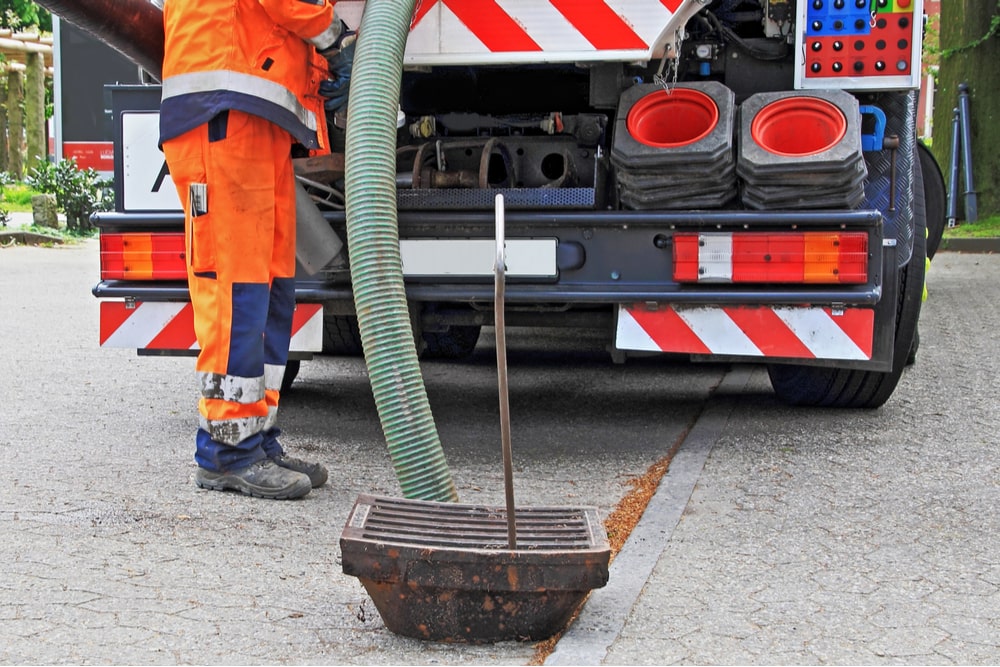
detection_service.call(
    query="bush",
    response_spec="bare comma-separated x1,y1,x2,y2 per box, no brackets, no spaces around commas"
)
26,158,114,232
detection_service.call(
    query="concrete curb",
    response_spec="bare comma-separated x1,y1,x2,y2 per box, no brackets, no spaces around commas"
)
545,366,755,666
939,236,1000,254
0,229,64,246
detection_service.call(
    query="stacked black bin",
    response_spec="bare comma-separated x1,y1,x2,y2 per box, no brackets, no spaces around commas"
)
611,81,737,210
737,89,867,210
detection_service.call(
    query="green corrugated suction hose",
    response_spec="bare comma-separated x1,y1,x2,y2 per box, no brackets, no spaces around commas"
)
344,0,458,502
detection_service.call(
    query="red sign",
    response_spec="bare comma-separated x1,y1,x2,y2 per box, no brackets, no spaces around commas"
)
63,141,114,172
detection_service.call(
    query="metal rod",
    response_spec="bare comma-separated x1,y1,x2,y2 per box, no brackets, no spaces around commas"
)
957,82,978,223
947,107,960,227
494,194,517,550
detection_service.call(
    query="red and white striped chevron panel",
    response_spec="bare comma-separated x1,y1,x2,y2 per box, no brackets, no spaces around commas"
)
335,0,691,64
99,302,323,352
616,304,875,360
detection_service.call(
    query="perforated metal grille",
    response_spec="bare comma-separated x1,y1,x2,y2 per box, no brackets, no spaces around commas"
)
397,187,596,210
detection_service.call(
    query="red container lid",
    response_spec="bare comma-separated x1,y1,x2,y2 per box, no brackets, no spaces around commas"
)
626,88,720,148
750,96,847,157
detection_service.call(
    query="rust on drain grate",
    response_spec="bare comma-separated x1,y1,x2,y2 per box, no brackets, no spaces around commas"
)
340,494,612,642
347,494,605,551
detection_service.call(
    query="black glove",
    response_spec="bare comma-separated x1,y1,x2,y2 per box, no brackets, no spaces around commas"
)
319,38,355,113
317,20,356,113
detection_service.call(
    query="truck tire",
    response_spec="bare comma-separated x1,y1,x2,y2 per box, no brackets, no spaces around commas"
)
917,140,945,260
281,359,301,393
322,313,364,356
421,325,482,359
322,313,481,359
767,144,927,408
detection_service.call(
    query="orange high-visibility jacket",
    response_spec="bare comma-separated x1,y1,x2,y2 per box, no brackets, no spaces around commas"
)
160,0,342,151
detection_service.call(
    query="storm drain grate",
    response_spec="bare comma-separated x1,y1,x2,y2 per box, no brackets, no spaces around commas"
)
346,494,605,551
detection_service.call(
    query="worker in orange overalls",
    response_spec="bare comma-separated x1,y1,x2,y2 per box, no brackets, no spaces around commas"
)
159,0,354,499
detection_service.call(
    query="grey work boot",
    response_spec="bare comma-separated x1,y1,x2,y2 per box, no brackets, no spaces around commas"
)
195,459,311,499
272,454,328,488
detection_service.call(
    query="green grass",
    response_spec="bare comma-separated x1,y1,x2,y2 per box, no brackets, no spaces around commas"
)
943,214,1000,238
1,183,43,212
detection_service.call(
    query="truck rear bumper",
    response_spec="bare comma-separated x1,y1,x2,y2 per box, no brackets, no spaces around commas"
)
93,207,896,369
93,208,886,302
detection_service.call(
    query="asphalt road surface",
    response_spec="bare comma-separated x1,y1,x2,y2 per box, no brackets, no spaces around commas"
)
1,239,997,664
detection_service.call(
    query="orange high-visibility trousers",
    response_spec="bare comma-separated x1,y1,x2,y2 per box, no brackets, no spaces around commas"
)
163,110,297,468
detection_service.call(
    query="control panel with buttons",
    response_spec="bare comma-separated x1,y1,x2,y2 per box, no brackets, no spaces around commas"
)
794,0,924,90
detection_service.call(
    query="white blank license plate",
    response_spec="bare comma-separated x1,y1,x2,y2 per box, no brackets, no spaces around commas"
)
400,239,557,278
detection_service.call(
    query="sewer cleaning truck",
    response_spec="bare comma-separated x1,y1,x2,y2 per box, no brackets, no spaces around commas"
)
76,0,940,408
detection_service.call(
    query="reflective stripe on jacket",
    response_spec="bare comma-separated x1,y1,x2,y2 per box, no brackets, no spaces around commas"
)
160,0,335,151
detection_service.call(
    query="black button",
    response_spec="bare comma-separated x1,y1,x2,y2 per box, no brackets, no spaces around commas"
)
855,19,867,29
899,17,910,28
833,40,844,50
813,0,823,8
875,61,886,71
833,61,843,72
812,62,823,72
834,0,845,8
812,41,823,51
834,19,844,29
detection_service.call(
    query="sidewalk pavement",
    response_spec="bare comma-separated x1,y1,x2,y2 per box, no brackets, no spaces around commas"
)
550,251,1000,664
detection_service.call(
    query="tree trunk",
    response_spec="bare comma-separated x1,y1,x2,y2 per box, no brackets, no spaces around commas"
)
931,0,1000,219
0,76,8,174
25,53,47,173
6,70,23,181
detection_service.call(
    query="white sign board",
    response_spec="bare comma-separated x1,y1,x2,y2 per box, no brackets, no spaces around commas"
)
121,111,182,212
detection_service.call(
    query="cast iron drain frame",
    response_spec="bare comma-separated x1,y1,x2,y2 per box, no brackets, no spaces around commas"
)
341,494,611,642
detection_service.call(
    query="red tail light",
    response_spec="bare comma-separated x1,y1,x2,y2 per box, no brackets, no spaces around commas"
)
673,232,868,284
100,232,187,280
